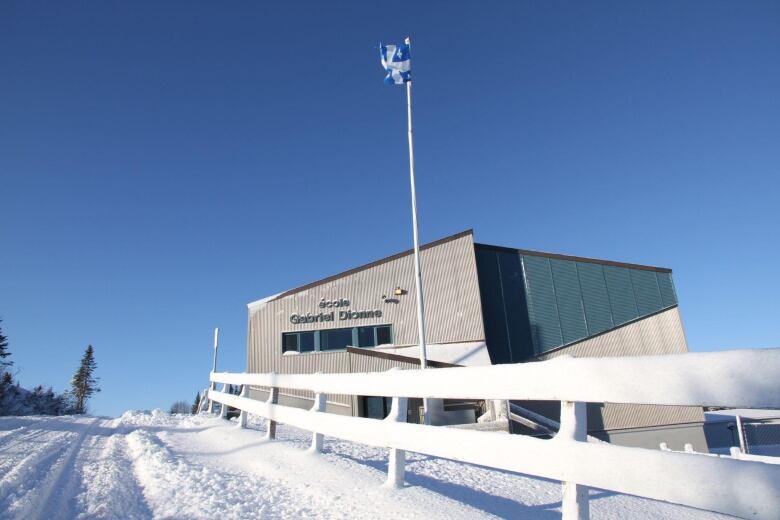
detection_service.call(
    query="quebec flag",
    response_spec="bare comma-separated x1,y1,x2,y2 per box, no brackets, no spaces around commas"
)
380,43,411,85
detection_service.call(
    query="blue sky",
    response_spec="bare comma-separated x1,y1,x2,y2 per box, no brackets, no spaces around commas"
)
1,2,778,417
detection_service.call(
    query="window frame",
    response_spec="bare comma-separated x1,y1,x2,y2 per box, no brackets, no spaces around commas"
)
281,324,393,355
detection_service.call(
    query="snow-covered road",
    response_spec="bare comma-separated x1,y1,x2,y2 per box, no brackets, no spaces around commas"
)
0,412,731,519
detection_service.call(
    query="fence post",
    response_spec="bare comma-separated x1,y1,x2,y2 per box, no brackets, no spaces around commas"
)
266,383,279,440
238,385,249,428
559,400,589,520
219,383,229,419
385,396,409,488
736,415,747,454
207,381,216,413
309,391,327,452
197,387,210,414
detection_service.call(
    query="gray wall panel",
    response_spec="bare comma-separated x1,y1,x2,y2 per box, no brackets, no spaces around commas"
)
246,233,485,403
535,307,705,430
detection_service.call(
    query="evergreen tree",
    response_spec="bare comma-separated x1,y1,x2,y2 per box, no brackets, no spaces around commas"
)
70,345,100,414
169,401,190,414
0,318,12,372
191,392,201,414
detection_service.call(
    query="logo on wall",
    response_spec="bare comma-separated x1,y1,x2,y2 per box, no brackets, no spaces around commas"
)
289,298,383,325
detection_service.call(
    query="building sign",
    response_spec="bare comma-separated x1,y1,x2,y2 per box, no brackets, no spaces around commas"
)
289,298,382,324
319,298,350,308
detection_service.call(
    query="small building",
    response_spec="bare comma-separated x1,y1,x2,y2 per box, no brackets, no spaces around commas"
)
246,229,707,450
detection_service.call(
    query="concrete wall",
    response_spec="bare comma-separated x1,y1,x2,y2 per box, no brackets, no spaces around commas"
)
601,422,709,452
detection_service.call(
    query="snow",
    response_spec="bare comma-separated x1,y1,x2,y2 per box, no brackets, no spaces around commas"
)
374,341,493,366
0,411,739,519
212,348,780,408
705,408,780,421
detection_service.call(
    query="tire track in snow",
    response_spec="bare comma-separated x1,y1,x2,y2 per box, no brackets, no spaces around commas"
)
126,428,319,519
0,417,62,451
6,417,101,520
0,428,72,478
75,428,153,519
0,428,76,511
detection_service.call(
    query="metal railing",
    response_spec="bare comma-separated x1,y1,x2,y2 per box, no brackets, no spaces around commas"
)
206,349,780,520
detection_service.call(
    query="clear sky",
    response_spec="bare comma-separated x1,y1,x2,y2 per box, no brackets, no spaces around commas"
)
1,2,778,417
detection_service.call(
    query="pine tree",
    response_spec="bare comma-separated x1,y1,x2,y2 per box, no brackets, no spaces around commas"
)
0,318,12,372
70,345,100,414
191,392,201,414
169,401,190,414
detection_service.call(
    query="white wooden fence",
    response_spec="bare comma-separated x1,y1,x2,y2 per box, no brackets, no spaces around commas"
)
206,348,780,520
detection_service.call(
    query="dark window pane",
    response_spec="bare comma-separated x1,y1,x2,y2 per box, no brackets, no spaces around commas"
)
299,331,315,352
358,327,376,347
376,326,392,345
365,396,387,419
320,328,353,351
282,333,298,353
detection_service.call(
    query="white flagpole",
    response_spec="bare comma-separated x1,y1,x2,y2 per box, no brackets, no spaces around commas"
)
403,36,430,424
207,327,219,414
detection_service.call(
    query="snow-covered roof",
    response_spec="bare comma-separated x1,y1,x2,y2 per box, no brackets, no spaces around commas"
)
246,292,283,311
705,408,780,422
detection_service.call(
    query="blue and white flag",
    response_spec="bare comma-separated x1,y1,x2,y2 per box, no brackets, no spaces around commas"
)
380,43,411,85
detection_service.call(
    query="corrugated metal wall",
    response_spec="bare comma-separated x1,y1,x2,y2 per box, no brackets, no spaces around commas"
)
535,307,705,430
475,245,680,361
246,232,485,407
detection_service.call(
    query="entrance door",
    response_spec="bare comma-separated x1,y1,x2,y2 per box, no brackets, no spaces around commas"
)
362,396,392,419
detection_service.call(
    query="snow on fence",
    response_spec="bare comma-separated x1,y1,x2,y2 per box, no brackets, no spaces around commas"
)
206,349,780,520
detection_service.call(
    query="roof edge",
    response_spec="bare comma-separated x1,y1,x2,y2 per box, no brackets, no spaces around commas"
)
474,242,673,274
266,229,474,303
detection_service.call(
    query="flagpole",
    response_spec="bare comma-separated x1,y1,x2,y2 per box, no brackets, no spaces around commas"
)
404,36,430,424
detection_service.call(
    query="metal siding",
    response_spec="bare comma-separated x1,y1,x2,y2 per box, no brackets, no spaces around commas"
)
474,248,512,364
521,255,563,354
656,271,678,307
631,268,663,316
603,266,639,326
246,234,484,401
549,259,588,345
536,307,705,430
497,251,533,362
576,262,615,336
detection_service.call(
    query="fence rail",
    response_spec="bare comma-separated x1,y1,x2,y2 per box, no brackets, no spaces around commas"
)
206,349,780,520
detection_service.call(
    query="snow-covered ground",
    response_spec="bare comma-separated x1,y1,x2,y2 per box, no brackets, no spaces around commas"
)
0,412,733,519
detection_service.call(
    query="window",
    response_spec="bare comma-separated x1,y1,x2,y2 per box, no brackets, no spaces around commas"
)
282,333,298,353
281,325,393,354
320,328,354,351
299,331,315,352
358,325,393,347
282,331,316,353
362,396,393,419
376,325,392,345
358,327,376,347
